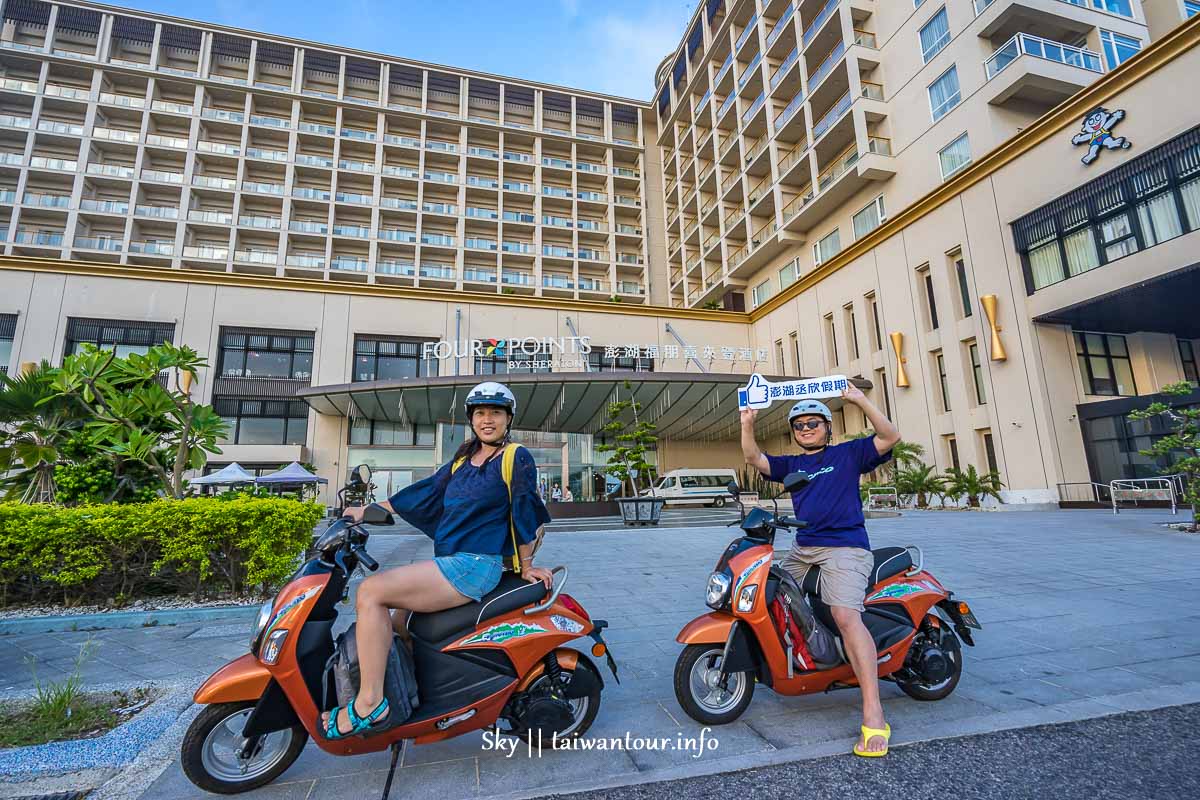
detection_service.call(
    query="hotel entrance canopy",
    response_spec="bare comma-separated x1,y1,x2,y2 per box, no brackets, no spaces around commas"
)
297,373,872,443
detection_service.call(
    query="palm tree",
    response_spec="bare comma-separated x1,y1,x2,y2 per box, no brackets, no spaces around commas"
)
944,465,1005,508
0,363,82,503
895,463,946,508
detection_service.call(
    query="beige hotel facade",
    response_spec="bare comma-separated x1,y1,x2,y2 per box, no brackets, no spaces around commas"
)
0,0,1197,504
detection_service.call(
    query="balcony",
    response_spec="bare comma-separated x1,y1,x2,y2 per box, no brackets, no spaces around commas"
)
285,253,324,270
766,4,797,49
803,0,840,48
377,259,416,277
984,32,1103,107
812,91,851,141
129,241,174,256
770,47,801,92
735,14,759,52
808,41,846,92
975,0,1134,42
12,230,64,247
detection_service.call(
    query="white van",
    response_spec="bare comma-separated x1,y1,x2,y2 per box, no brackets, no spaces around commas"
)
642,469,740,507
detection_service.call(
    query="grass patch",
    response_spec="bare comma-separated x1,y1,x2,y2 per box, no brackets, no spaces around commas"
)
0,687,151,748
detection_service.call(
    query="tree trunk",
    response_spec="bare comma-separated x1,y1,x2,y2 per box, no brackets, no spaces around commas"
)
917,491,927,508
969,494,981,508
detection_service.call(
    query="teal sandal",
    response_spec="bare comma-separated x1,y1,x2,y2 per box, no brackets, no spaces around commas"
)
324,695,390,740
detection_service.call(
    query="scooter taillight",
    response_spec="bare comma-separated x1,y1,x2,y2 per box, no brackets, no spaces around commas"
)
559,593,588,619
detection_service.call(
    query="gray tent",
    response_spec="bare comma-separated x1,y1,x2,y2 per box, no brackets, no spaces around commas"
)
189,462,256,486
255,461,328,486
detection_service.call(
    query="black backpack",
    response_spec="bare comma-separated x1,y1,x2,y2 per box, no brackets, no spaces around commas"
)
323,623,419,729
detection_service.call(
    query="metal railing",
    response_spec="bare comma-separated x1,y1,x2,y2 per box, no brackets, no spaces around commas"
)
809,41,846,90
1056,482,1114,504
767,4,796,48
771,47,800,91
812,91,852,140
735,13,759,52
985,32,1103,80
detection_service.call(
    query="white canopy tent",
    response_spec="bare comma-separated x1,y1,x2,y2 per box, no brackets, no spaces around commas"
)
189,462,256,486
255,461,329,487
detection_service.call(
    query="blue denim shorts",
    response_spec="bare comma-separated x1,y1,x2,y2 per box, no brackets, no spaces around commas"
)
433,553,503,602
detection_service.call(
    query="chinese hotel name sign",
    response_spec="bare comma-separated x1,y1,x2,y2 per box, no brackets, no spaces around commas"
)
421,336,770,370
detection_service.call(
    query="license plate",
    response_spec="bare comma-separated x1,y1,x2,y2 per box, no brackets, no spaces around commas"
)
960,609,982,629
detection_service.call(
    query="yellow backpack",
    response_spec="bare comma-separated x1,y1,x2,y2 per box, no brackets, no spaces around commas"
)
451,443,533,573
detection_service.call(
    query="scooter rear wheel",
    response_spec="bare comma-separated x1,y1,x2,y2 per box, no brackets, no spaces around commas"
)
181,701,307,794
674,643,754,725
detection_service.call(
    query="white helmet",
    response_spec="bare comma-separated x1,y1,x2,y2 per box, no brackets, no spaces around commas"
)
464,381,516,416
787,399,832,424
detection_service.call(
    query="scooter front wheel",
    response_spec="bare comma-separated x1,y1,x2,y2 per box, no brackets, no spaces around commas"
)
674,643,754,725
181,701,307,794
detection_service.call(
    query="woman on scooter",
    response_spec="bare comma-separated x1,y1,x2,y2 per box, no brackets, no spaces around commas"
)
323,381,553,739
741,384,899,757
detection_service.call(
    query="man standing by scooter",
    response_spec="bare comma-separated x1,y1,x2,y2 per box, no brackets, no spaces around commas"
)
740,384,900,757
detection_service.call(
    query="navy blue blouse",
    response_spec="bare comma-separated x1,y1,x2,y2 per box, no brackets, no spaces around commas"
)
386,445,552,558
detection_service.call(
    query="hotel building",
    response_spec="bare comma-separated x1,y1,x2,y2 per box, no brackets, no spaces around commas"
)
0,0,1197,504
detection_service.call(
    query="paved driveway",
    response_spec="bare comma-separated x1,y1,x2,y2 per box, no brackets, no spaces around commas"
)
6,509,1199,799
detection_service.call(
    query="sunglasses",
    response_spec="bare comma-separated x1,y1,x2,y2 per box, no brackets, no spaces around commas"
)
791,419,826,432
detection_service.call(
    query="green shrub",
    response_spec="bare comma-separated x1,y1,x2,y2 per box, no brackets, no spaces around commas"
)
0,497,322,607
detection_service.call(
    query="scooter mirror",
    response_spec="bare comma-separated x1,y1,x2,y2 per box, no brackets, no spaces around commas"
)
360,503,394,525
726,481,740,498
783,471,811,493
354,463,372,485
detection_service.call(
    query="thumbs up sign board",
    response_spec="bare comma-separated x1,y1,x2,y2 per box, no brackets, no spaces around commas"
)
737,373,850,410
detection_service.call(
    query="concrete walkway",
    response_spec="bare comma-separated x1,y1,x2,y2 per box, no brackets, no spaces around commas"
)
4,509,1198,799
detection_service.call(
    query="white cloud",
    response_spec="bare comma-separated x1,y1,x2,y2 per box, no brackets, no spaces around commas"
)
549,2,688,99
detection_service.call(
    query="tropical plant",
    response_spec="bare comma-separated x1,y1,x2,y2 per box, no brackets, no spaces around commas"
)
849,430,923,482
595,380,657,497
1127,381,1199,531
702,300,721,310
738,464,782,500
944,465,1005,508
49,343,228,499
0,363,84,503
894,463,947,508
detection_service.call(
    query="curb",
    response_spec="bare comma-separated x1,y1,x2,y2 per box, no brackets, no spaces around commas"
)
0,605,259,636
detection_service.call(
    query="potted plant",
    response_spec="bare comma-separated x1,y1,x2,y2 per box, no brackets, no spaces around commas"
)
596,380,663,526
1127,382,1200,531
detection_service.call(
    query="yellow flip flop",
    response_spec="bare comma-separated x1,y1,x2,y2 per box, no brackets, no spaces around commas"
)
853,723,891,757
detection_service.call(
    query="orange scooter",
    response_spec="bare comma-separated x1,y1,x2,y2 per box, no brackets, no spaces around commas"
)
674,475,981,724
182,505,617,795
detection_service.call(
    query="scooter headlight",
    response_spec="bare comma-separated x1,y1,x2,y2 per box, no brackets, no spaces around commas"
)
736,584,759,612
705,571,731,609
249,599,274,654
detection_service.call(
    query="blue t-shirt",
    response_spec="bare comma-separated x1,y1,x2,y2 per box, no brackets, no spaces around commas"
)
765,435,892,550
387,446,551,558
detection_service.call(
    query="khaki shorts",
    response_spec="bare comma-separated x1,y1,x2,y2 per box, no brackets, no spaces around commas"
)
779,546,873,612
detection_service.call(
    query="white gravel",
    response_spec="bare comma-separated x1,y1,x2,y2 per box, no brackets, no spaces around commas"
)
0,594,267,620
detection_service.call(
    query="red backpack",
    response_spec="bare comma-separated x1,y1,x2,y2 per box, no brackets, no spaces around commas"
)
770,589,817,670
768,570,841,671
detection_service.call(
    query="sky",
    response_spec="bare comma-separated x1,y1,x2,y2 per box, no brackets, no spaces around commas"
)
115,0,698,100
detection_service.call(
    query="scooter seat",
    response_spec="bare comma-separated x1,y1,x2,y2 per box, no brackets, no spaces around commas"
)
407,573,548,644
798,546,914,597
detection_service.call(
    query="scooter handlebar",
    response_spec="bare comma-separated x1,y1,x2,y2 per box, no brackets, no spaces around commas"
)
353,546,379,571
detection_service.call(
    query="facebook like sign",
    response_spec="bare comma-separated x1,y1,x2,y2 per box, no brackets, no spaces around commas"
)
737,373,851,410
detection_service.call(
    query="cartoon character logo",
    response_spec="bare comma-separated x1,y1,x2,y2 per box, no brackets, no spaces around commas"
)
484,338,507,357
1070,107,1131,165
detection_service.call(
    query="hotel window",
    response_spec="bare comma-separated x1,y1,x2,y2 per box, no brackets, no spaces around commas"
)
954,255,973,317
775,340,785,372
218,328,313,379
751,278,773,308
844,304,860,360
349,418,436,447
215,398,308,445
833,408,846,436
779,259,798,289
968,341,987,405
0,314,16,373
981,430,999,477
927,65,960,122
813,228,841,265
868,294,883,351
918,267,939,330
919,8,950,64
1181,340,1199,384
588,346,655,372
65,318,175,358
939,132,970,180
1187,0,1200,18
935,351,951,412
790,332,800,373
1100,30,1141,70
852,196,886,240
945,434,960,471
875,367,892,418
1091,0,1133,16
353,335,439,381
1075,332,1136,396
1014,129,1200,292
825,314,838,367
